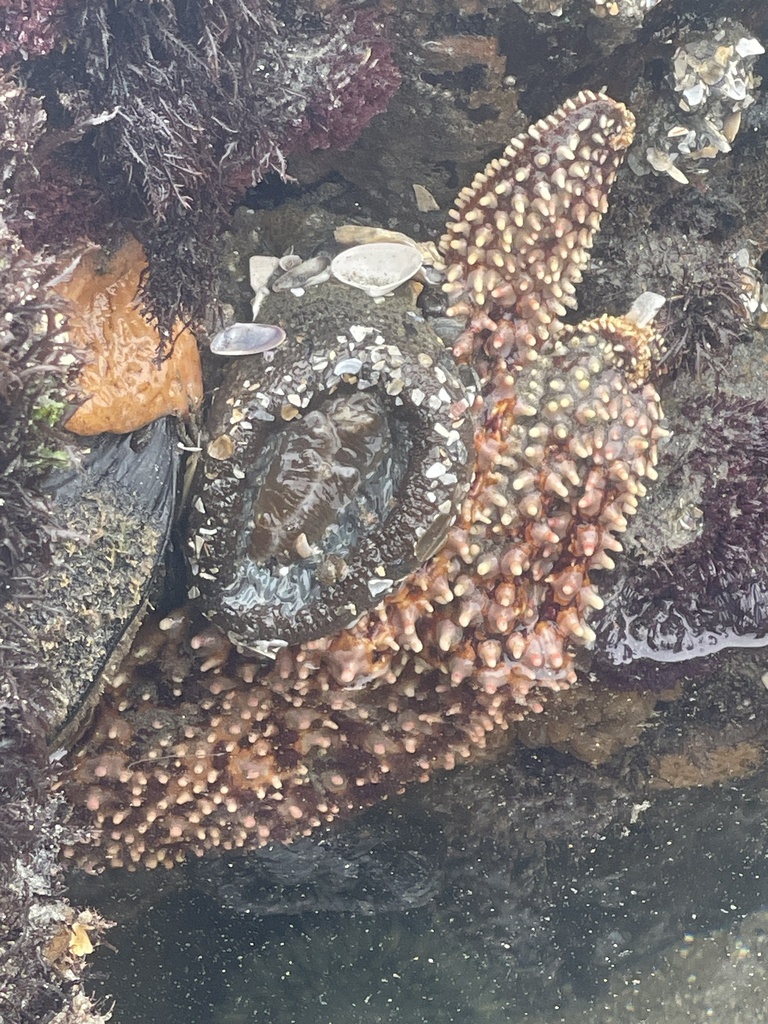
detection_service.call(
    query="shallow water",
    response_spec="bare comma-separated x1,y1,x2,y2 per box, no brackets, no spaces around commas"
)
72,754,768,1024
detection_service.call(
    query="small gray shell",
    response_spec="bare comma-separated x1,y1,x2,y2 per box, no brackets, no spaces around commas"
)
272,256,331,292
210,323,287,357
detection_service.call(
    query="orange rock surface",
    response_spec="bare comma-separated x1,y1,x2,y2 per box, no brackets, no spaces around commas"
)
57,237,203,435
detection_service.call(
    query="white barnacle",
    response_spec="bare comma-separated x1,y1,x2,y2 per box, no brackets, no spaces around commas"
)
425,462,447,480
368,577,394,597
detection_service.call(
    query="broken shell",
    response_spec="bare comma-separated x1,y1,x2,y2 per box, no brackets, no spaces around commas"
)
249,255,280,293
330,243,423,298
279,252,302,271
208,434,235,460
646,147,689,185
412,183,439,212
210,323,287,357
272,255,331,292
626,291,666,327
334,225,420,249
251,287,270,320
249,256,280,318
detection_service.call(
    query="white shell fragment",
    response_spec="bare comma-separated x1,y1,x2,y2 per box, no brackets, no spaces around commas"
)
249,255,279,319
625,291,666,328
735,37,765,58
412,183,440,212
249,255,279,293
251,288,269,319
210,322,287,357
330,242,423,298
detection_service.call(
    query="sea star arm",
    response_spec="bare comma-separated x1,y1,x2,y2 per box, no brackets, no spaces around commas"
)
440,90,636,363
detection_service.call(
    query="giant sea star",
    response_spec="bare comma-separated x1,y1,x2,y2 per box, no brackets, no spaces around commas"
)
60,91,668,870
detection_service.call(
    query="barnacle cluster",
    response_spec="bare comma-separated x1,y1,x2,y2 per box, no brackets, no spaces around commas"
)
511,0,662,20
636,20,764,184
592,0,662,17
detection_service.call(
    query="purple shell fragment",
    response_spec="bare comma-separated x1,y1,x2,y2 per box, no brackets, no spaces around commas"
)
210,323,287,357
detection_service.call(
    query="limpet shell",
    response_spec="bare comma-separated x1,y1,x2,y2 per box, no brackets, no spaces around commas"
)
330,242,423,298
210,323,287,357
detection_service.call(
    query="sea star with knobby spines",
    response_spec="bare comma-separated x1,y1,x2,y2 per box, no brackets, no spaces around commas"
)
60,91,668,871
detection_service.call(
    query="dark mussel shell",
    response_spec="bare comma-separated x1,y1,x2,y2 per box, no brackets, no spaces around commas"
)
38,418,181,748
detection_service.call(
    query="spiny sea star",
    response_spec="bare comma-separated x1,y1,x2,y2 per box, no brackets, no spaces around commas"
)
60,91,668,871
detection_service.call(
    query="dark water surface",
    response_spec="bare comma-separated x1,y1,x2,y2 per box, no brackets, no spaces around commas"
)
71,757,768,1024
